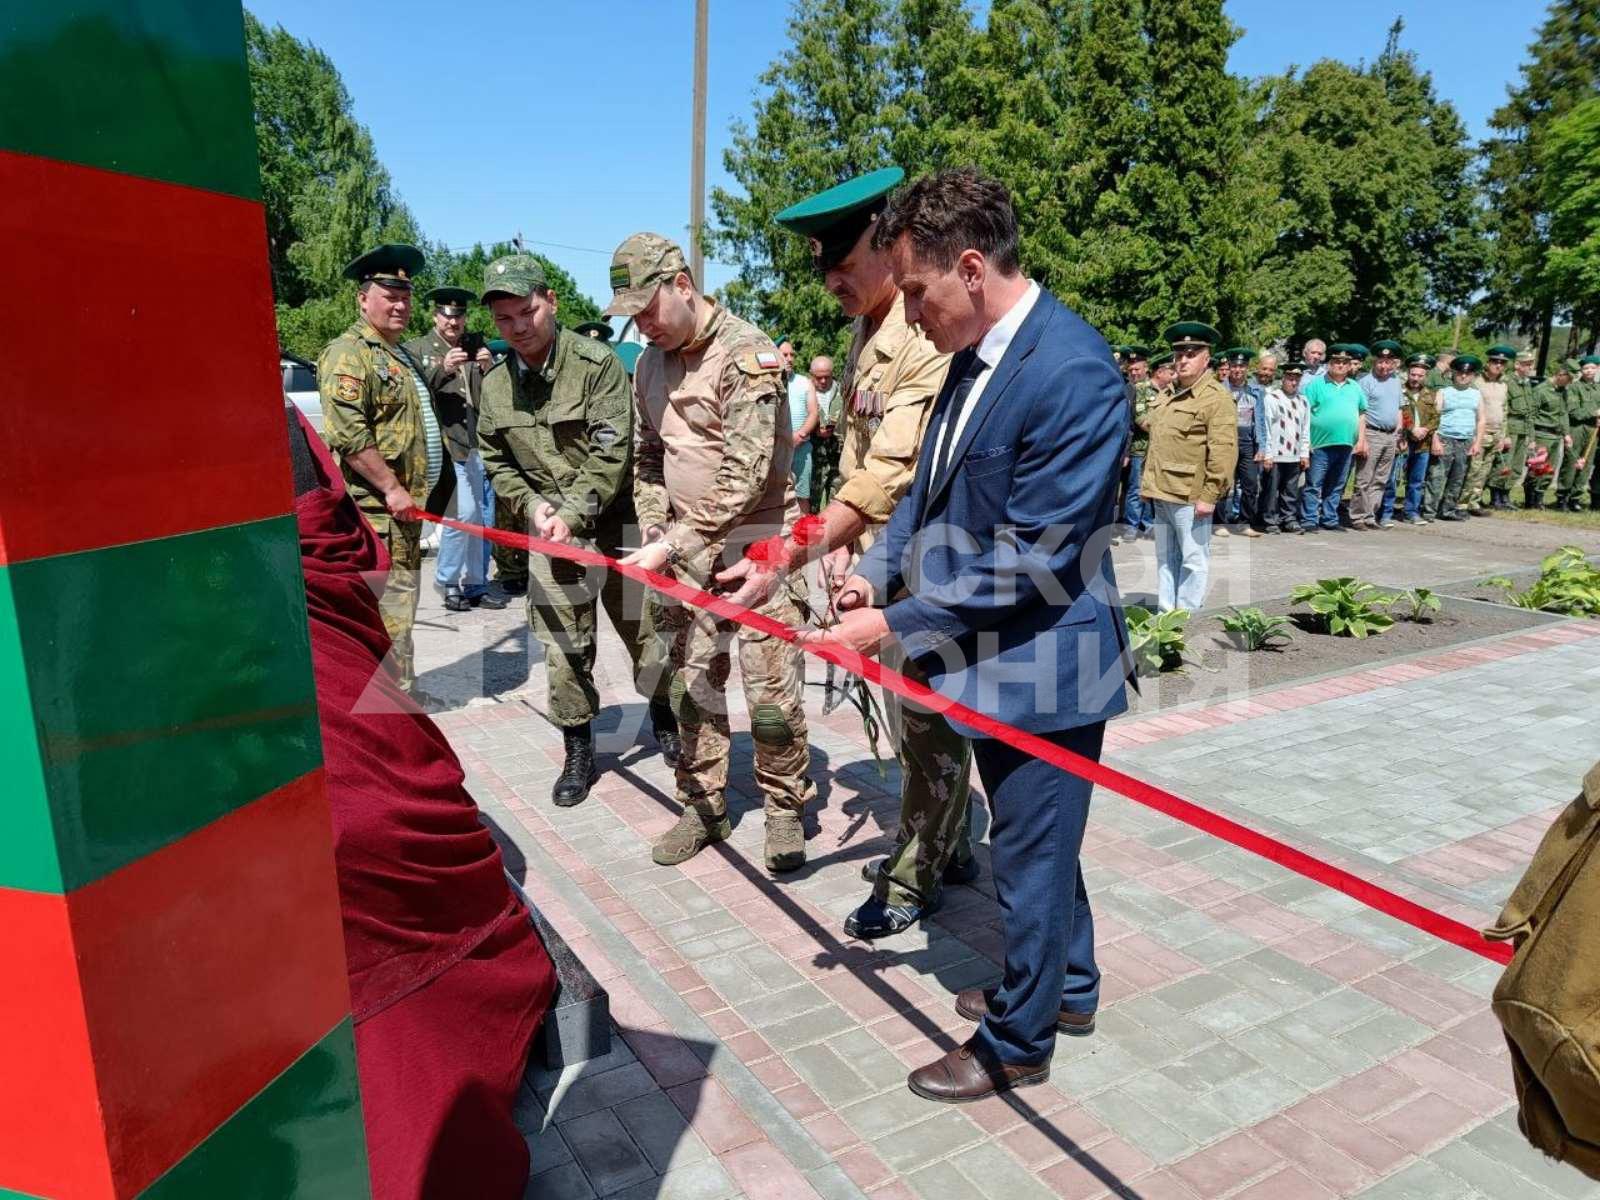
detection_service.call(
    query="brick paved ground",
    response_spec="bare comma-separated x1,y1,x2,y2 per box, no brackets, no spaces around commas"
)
411,528,1600,1200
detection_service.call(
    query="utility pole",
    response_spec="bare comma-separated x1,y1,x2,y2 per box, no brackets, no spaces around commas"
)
690,0,708,283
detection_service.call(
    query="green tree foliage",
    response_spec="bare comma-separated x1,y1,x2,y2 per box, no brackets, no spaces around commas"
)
1540,96,1600,351
1240,24,1483,347
428,242,604,339
1479,0,1600,363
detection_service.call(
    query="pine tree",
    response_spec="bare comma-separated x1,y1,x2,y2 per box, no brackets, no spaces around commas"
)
1479,0,1600,367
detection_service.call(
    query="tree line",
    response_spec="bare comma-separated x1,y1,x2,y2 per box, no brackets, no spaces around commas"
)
710,0,1600,370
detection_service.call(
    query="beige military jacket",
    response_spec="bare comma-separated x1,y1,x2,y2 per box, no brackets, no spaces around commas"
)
1142,368,1238,506
834,293,951,548
1476,377,1508,429
317,319,430,531
633,302,796,572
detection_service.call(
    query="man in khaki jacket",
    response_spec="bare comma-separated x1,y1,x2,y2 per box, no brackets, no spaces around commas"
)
1142,321,1237,612
613,233,814,874
718,167,974,939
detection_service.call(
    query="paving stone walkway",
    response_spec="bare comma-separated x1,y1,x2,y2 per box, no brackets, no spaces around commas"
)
411,525,1600,1200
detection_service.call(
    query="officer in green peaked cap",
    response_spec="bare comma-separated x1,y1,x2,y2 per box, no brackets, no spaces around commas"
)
574,320,614,342
342,243,424,289
776,166,905,272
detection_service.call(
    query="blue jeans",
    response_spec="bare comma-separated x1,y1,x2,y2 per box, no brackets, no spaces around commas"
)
1301,445,1354,530
1123,455,1153,530
1152,500,1213,612
1397,446,1430,519
435,453,493,595
971,722,1103,1065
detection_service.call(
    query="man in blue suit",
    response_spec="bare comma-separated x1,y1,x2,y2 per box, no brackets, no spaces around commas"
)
804,169,1131,1102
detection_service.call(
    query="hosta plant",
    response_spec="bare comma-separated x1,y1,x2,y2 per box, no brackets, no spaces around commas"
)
1484,547,1600,617
1125,605,1189,675
1395,587,1442,623
1289,577,1397,638
1218,606,1293,650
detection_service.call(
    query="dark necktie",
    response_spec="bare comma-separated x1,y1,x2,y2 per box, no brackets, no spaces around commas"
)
936,349,986,483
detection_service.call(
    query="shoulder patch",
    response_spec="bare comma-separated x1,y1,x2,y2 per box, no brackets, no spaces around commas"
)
736,352,783,378
334,375,362,403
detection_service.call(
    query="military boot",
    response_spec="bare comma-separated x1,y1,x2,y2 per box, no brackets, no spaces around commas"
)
552,725,597,808
1523,484,1543,510
652,807,731,866
649,699,681,769
764,813,806,874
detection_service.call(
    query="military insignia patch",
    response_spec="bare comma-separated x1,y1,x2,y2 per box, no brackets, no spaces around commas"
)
610,265,631,291
334,375,361,403
588,422,621,449
756,351,782,371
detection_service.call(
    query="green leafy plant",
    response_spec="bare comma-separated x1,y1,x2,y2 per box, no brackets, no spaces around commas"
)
1217,606,1293,650
1125,606,1189,675
1288,577,1397,638
1394,587,1442,623
1485,547,1600,617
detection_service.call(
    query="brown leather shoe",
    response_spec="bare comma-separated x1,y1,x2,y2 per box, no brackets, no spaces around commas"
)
907,1037,1049,1103
954,986,1096,1037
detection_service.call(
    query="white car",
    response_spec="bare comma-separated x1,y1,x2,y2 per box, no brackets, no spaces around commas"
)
282,354,321,433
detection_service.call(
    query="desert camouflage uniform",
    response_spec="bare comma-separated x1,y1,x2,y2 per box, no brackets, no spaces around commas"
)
634,301,813,821
319,319,432,690
1462,374,1508,512
833,295,973,909
478,324,671,726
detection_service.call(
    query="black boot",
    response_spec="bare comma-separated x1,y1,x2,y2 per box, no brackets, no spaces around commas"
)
552,725,597,808
649,699,681,768
1523,485,1542,510
1492,488,1511,510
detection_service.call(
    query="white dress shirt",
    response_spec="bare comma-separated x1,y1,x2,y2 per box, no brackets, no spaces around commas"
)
927,280,1041,482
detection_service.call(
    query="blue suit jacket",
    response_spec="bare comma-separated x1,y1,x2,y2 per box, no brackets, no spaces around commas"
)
857,287,1132,736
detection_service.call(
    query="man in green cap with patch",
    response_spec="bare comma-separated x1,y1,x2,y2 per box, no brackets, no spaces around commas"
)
476,254,678,808
715,167,977,936
318,242,444,704
1217,347,1264,536
1425,354,1486,521
404,286,507,611
1557,355,1600,510
1124,349,1165,537
611,233,815,874
574,320,614,342
1459,344,1515,514
1526,361,1574,509
1495,350,1539,508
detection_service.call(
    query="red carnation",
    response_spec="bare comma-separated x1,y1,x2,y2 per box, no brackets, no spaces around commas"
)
744,536,789,565
792,514,827,547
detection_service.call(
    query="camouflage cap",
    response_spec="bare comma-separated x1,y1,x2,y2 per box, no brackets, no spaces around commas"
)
604,233,689,317
480,255,550,302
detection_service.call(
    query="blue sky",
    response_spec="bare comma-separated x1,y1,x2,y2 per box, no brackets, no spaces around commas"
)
247,0,1543,308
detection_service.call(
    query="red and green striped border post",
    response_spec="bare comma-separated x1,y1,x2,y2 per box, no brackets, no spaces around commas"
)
0,5,370,1197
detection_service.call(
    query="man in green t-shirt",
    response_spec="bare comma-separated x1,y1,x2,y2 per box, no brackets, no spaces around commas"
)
1298,344,1367,533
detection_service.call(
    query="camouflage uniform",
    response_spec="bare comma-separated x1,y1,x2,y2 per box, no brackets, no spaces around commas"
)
1498,368,1538,494
809,384,845,508
831,294,973,910
1461,373,1507,513
630,287,814,825
1528,379,1572,507
1558,374,1600,506
319,318,434,691
477,312,671,726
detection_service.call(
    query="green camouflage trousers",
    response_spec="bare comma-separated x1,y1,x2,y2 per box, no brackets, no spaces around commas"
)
1461,422,1504,510
1493,431,1531,494
1527,433,1567,504
875,645,973,908
494,496,528,588
527,525,672,727
378,519,422,692
660,577,814,820
1558,423,1598,499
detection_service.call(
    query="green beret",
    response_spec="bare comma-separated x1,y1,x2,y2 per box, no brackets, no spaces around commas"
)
343,242,424,288
1220,346,1254,365
1328,343,1362,360
1581,355,1600,366
481,254,550,302
1121,344,1151,362
1405,352,1432,369
1281,360,1306,374
574,320,614,342
1486,343,1518,360
1555,358,1579,375
1346,342,1370,361
1450,354,1483,373
614,341,643,377
776,167,905,272
1371,339,1402,357
1149,350,1174,368
1163,321,1220,348
426,285,475,309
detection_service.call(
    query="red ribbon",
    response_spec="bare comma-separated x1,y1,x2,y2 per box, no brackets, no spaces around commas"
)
421,513,1513,966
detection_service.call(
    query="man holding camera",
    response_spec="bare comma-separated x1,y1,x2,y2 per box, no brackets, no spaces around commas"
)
405,287,506,612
